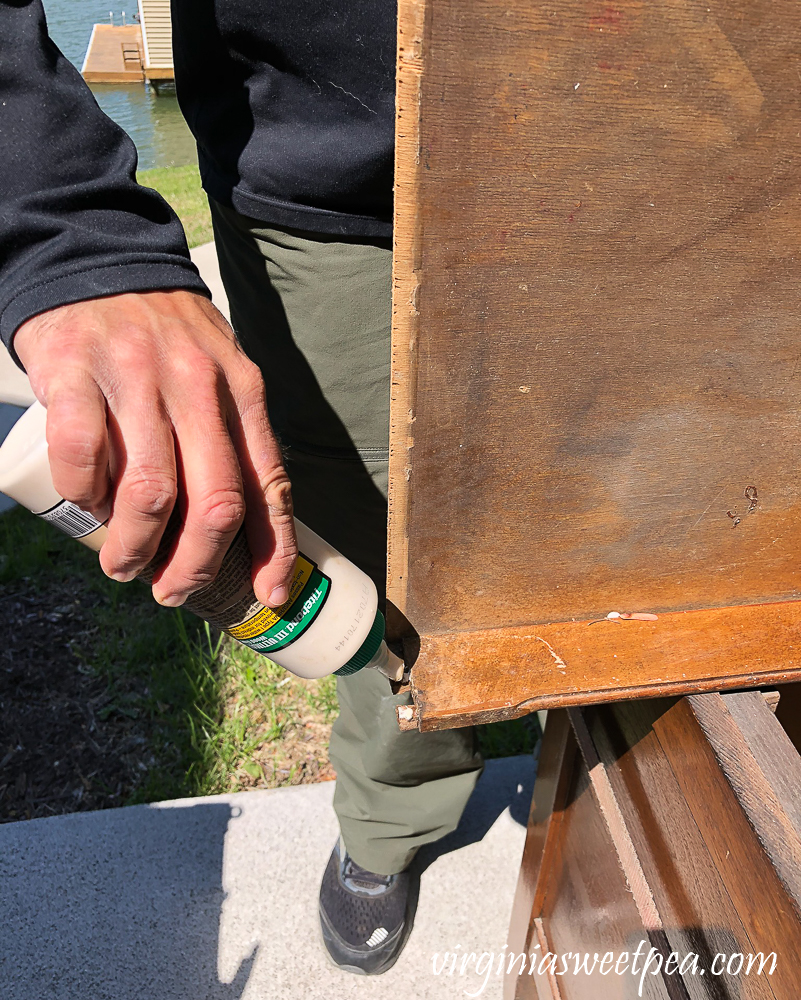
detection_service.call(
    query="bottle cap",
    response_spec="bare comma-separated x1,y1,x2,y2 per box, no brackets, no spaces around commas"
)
334,609,386,676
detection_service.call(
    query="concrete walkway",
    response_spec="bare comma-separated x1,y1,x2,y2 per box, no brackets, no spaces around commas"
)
190,241,230,321
1,754,535,1000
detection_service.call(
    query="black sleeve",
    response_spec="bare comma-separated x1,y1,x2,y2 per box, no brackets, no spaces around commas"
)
0,0,210,363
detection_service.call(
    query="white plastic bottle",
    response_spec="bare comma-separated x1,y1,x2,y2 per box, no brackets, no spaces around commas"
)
0,401,404,682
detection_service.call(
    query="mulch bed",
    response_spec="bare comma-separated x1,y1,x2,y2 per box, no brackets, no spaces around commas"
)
0,581,150,823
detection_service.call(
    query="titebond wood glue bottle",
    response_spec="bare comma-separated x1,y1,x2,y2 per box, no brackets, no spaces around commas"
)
0,401,404,682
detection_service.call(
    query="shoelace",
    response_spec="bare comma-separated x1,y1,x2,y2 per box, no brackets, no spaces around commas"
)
341,853,395,894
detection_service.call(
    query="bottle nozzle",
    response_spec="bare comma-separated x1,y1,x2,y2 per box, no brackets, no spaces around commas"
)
374,645,405,682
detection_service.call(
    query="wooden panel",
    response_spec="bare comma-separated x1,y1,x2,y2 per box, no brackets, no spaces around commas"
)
520,718,670,1000
81,25,144,83
654,695,801,916
653,696,801,997
389,2,801,652
590,700,776,1000
721,689,801,834
506,710,575,1000
402,601,801,731
508,695,800,999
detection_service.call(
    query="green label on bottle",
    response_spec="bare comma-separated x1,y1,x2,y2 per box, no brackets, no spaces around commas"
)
225,554,331,653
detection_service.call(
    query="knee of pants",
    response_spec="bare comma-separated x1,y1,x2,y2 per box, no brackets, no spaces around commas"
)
331,669,483,787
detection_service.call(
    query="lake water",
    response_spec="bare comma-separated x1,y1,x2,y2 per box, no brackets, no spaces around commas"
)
41,0,197,170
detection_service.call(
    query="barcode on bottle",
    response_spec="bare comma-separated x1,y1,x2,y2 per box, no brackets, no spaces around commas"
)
35,500,103,539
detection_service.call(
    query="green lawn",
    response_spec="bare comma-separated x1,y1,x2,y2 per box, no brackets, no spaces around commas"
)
137,164,213,249
1,505,341,812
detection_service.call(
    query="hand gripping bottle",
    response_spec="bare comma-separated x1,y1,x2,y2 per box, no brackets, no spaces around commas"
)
0,401,404,682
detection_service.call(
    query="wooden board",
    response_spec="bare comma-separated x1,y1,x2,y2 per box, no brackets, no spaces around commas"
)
400,601,801,731
389,0,801,721
505,695,801,999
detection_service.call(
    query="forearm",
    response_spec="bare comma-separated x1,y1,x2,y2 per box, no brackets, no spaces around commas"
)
0,0,208,362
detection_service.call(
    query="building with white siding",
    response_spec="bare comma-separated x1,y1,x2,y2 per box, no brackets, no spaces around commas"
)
137,0,174,83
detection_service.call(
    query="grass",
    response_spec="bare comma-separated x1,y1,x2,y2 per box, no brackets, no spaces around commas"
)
0,505,339,805
1,504,538,808
137,163,213,249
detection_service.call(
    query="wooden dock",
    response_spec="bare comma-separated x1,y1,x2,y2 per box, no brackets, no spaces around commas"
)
81,24,145,84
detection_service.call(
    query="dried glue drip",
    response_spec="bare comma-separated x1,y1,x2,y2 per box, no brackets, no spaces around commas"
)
587,610,659,625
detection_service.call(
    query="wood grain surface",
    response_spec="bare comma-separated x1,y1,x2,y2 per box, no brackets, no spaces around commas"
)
508,707,672,1000
592,699,778,1000
654,695,801,997
506,710,575,1000
405,601,801,730
506,695,800,998
389,0,801,695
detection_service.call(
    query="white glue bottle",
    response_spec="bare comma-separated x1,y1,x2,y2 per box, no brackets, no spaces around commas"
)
0,401,404,682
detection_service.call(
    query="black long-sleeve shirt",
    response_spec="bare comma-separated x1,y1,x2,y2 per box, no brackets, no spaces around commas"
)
0,0,395,357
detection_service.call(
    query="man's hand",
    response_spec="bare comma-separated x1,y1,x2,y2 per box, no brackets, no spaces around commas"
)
14,289,297,608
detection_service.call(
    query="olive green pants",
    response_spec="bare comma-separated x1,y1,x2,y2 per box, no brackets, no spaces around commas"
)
210,200,484,875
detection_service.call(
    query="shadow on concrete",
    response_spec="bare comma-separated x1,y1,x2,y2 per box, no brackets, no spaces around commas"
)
1,801,253,1000
1,755,537,999
415,753,537,877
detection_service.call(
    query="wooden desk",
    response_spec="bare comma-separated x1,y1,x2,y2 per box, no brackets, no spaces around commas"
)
389,0,801,729
388,5,801,995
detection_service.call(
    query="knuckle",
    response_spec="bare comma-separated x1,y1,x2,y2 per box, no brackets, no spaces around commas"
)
235,354,264,386
195,490,246,536
183,564,223,591
121,471,177,518
162,566,219,595
48,421,105,472
102,531,158,575
274,547,299,574
264,476,293,516
110,544,151,573
236,377,268,418
171,349,219,387
110,332,152,372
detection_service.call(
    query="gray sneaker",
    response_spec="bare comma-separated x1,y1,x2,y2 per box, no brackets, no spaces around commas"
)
318,838,416,975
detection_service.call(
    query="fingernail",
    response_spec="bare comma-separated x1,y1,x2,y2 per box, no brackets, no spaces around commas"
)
156,593,186,608
109,570,138,584
268,586,289,607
